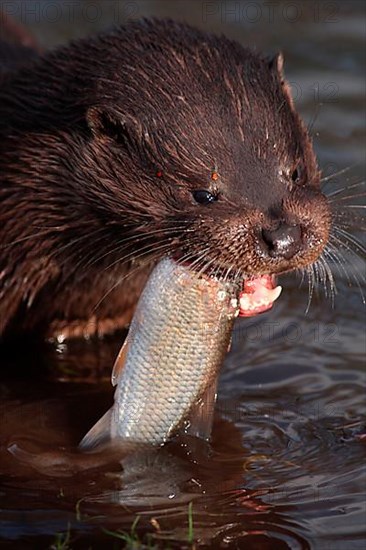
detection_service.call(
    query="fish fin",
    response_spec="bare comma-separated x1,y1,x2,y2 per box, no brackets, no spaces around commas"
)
111,335,130,386
79,409,113,451
185,378,218,441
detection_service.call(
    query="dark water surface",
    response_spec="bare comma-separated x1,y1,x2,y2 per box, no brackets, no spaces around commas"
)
0,1,365,548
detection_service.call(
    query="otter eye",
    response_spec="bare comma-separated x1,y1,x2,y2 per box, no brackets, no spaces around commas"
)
192,190,217,205
291,163,304,183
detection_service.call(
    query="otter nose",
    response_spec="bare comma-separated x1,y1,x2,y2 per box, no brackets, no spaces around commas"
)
261,223,302,260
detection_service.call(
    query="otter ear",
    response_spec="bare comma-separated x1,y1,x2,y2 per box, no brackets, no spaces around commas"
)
86,106,133,148
268,52,295,108
268,52,285,81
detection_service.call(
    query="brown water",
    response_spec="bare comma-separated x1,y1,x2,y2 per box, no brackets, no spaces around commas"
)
0,1,365,549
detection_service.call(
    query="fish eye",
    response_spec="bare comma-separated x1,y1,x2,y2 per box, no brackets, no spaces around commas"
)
192,190,217,205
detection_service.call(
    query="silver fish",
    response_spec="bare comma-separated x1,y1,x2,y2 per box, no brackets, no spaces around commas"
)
80,257,239,450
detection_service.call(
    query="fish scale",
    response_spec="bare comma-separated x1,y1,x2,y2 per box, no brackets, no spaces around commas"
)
80,257,239,450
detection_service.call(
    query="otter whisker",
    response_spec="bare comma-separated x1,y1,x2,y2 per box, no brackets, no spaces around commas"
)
180,246,214,275
304,264,316,314
327,237,365,303
0,230,51,250
182,250,212,275
100,237,179,275
223,264,235,284
82,224,192,272
324,179,365,195
55,231,131,287
92,242,176,313
205,260,222,280
331,210,366,231
61,227,192,292
315,260,327,296
329,191,366,203
104,238,181,275
91,221,194,264
312,259,322,285
318,252,337,303
332,227,366,257
323,243,363,301
321,164,359,185
326,187,366,203
307,104,322,138
298,267,306,288
46,227,108,263
330,255,365,304
52,229,123,279
188,249,219,279
323,245,347,280
328,235,366,272
30,228,112,284
328,234,364,264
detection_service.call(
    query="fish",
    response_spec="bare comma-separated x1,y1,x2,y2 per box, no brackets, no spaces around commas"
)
80,257,241,450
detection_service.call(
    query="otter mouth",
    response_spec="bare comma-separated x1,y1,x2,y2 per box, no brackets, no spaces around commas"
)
172,253,282,317
238,275,282,317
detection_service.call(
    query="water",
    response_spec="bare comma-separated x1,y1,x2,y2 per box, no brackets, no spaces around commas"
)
0,1,365,548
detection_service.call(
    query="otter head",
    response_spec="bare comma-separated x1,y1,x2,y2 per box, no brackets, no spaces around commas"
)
81,20,330,286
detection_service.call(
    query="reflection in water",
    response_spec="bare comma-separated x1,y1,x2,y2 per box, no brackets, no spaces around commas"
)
0,392,317,549
0,348,364,548
0,1,365,548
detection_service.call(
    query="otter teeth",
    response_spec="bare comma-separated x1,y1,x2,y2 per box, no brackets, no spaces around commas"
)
239,285,282,310
239,282,282,315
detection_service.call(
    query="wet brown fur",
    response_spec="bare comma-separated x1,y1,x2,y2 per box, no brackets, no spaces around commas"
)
0,18,331,339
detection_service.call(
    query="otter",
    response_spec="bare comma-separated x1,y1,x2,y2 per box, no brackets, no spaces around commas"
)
0,18,331,340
